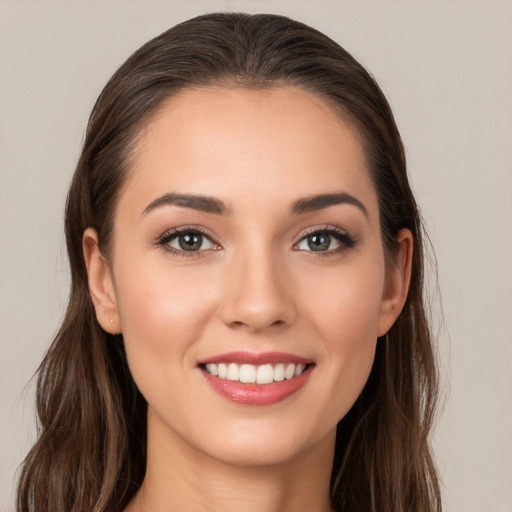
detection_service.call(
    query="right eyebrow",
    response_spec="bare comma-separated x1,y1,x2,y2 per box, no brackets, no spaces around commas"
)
142,192,232,216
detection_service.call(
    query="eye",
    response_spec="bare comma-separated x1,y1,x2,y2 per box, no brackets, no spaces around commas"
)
295,227,357,253
296,232,339,252
168,232,216,252
156,227,220,255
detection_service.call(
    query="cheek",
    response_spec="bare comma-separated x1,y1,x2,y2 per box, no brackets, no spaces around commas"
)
112,259,220,381
304,256,385,343
300,256,385,413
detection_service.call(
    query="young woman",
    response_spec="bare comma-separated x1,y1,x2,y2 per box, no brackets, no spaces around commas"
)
17,12,441,512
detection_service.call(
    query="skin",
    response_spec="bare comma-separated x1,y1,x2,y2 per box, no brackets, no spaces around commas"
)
83,87,412,512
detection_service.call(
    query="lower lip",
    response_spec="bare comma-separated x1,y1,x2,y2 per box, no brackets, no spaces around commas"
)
201,366,313,406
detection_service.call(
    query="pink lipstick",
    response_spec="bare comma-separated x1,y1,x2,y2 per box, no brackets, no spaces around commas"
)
199,351,314,406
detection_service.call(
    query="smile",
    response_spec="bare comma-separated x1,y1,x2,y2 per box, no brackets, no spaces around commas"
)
204,362,307,384
199,352,314,406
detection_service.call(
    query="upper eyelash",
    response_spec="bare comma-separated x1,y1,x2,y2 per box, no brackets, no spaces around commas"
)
295,225,358,253
154,225,357,257
155,226,219,257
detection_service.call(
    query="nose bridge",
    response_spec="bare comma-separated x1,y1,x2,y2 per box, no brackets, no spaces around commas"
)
221,237,296,331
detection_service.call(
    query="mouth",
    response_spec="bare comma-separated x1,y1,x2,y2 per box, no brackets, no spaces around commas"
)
198,352,315,405
201,361,309,384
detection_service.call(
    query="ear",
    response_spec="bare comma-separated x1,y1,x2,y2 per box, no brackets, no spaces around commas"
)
82,228,121,334
377,228,413,337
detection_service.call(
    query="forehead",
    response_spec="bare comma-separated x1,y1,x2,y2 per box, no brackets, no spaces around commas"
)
122,86,378,219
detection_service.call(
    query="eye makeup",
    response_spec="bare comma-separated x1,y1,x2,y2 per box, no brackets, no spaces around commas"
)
155,226,221,259
154,222,358,260
293,225,359,257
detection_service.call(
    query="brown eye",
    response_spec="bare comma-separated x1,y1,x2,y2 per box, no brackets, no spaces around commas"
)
178,233,203,251
165,231,217,252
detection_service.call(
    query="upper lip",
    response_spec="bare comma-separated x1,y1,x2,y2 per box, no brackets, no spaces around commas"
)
198,351,313,366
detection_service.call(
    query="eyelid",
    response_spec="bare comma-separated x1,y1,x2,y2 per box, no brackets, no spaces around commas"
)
293,224,358,253
294,224,349,243
154,224,357,258
155,225,222,257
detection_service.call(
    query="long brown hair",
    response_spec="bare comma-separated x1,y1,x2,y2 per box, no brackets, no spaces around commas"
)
17,12,441,512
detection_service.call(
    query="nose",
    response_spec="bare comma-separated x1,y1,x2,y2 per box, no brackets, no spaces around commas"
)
220,245,297,332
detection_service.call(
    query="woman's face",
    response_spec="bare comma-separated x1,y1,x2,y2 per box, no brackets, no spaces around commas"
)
86,87,410,468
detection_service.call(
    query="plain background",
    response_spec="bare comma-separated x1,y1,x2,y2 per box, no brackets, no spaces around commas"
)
1,1,511,510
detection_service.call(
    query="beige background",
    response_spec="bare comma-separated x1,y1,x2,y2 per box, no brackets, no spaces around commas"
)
1,1,511,510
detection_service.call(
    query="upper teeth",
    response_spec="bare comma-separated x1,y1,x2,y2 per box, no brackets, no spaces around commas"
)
205,362,306,384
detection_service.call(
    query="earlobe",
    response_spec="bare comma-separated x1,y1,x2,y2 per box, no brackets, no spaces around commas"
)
82,228,121,334
377,228,413,337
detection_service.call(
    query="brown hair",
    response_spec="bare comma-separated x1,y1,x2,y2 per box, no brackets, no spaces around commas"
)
17,12,441,512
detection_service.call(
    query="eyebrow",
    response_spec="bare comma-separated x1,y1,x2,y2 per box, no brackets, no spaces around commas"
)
290,192,368,218
142,190,368,218
142,193,232,216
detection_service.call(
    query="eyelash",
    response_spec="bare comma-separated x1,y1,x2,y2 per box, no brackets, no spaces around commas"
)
155,226,220,259
155,225,358,259
293,226,358,257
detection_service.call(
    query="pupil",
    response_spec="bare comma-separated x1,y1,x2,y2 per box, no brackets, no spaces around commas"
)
308,233,330,251
179,233,202,251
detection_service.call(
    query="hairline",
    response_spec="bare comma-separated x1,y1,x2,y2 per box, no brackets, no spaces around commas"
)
102,80,384,263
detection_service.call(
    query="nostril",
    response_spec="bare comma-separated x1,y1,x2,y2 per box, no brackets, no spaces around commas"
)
228,318,286,330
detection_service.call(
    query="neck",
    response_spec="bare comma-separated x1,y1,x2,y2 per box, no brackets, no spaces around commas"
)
126,413,335,512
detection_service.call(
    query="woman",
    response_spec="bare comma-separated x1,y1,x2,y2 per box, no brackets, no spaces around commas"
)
17,12,441,512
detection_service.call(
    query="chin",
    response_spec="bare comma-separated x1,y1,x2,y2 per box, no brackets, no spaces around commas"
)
191,416,336,469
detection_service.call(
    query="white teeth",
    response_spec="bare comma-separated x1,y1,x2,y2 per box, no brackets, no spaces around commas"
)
239,364,256,383
274,363,285,382
285,363,295,380
294,364,306,377
205,363,218,376
227,363,239,381
257,364,274,384
204,362,308,383
218,363,228,379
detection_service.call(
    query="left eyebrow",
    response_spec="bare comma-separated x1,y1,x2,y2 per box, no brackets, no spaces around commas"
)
142,192,232,216
290,192,369,218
